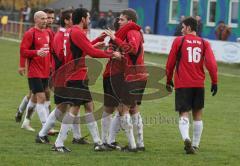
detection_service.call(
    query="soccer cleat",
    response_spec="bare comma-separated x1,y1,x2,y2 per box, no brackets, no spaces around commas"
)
94,143,106,151
35,134,50,144
21,122,35,132
105,142,122,150
15,109,23,123
184,139,195,154
121,145,138,152
47,129,59,136
52,145,71,153
72,137,89,144
137,146,146,152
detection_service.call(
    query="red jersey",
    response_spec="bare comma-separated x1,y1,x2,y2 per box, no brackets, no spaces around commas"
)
103,41,124,78
114,30,147,82
64,25,112,81
52,27,66,71
166,34,218,89
20,27,51,78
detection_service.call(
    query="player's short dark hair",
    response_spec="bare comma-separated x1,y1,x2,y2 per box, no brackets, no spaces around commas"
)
43,8,55,14
60,9,73,27
72,8,89,25
120,8,138,23
182,17,197,32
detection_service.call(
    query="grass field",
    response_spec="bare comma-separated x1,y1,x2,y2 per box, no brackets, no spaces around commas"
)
0,39,239,166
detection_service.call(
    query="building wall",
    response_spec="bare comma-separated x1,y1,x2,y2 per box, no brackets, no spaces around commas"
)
129,0,240,42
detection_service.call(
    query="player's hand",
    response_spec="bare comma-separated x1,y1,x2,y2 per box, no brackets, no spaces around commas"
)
112,51,122,60
18,67,25,76
104,28,116,40
98,32,107,40
37,48,48,57
166,80,174,92
93,42,106,49
211,84,217,96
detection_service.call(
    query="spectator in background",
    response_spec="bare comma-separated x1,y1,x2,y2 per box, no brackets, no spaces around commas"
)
91,9,99,28
174,15,185,36
196,15,202,37
98,12,107,29
144,26,152,34
106,10,114,29
22,3,31,22
215,21,232,41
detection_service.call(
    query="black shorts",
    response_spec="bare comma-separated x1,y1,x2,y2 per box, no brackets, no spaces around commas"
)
28,78,49,94
175,88,204,112
103,74,124,107
54,94,70,105
65,80,92,106
122,80,147,106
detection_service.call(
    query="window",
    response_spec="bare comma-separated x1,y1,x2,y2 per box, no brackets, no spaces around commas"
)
207,0,217,26
169,0,178,24
190,0,199,17
228,0,239,27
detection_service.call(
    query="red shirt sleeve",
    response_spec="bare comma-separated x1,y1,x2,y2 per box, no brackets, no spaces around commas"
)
204,41,218,84
20,31,38,59
166,37,180,83
19,54,26,68
71,29,111,58
91,36,105,45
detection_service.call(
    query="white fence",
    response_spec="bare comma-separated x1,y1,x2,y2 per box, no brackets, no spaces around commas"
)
90,29,240,64
1,21,240,63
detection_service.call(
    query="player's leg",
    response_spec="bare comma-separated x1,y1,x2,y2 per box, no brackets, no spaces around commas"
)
107,110,121,150
84,101,105,151
191,88,204,151
53,105,80,152
36,103,68,144
15,91,31,122
44,86,51,117
130,105,145,151
101,106,114,145
176,88,195,154
129,80,146,151
192,110,203,151
21,94,37,131
71,110,89,145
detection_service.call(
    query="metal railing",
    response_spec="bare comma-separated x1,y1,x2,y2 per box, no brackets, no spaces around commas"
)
0,20,59,39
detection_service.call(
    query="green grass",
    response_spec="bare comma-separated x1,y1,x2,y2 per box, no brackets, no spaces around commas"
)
0,39,240,166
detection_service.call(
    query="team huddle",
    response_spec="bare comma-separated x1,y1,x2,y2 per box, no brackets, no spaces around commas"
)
15,7,218,154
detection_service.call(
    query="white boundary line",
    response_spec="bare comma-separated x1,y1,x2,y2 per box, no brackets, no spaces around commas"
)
1,37,239,78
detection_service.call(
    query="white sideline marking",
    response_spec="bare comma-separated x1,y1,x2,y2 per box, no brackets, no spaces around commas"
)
1,37,239,78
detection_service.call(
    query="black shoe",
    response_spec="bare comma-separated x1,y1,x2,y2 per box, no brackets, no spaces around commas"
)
35,134,50,144
184,139,195,154
121,145,138,152
15,109,23,123
106,142,122,150
137,146,146,151
52,145,71,153
72,137,89,144
94,143,106,151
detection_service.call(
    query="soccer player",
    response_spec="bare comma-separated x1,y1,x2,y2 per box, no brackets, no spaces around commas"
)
52,8,121,153
166,17,218,154
20,11,51,131
17,9,56,131
104,8,147,152
43,8,55,117
35,9,87,144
